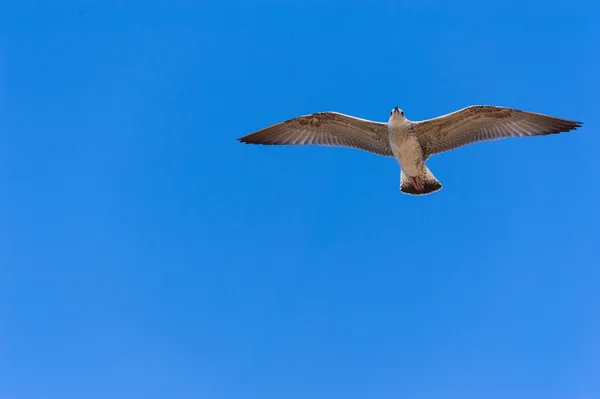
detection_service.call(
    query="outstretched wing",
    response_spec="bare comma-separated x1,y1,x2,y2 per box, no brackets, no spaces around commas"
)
238,112,393,157
413,105,583,158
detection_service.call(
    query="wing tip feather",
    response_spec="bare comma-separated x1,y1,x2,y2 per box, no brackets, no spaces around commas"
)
559,120,584,132
237,135,253,144
237,133,272,145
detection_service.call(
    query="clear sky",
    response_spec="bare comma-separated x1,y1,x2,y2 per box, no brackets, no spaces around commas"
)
1,1,599,398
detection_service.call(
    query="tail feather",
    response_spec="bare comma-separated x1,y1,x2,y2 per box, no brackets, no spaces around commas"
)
400,166,442,195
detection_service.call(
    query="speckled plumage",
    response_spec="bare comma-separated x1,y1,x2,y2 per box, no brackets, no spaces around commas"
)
237,105,583,195
238,112,392,156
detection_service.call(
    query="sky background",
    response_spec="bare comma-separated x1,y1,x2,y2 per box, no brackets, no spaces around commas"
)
1,1,599,398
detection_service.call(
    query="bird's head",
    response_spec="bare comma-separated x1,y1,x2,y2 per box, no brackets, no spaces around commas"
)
389,105,405,123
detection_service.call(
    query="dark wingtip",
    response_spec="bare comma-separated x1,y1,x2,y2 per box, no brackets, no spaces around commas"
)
237,134,271,145
552,119,583,134
566,121,584,132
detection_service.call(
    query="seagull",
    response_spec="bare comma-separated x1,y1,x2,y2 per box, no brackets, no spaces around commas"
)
238,105,583,195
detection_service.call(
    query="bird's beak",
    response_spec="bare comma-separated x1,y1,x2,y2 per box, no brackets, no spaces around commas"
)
394,105,399,113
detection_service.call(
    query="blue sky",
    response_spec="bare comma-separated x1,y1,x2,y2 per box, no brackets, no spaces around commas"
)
1,1,599,398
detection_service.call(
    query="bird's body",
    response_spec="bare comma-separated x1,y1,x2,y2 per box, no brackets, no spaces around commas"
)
238,105,583,195
389,118,422,177
387,118,438,193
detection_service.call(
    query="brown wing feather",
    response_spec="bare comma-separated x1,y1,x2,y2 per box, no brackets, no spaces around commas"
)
238,112,393,157
413,105,583,158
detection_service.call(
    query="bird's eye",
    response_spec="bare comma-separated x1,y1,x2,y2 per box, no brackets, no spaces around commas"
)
390,111,393,116
401,111,404,116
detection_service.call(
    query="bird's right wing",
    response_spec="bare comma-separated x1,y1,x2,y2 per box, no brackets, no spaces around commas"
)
238,112,393,157
413,105,582,158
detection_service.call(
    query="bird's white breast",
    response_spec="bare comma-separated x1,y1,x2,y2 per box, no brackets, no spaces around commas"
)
388,122,423,177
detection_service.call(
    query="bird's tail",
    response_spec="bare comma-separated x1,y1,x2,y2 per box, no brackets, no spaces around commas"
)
400,166,442,195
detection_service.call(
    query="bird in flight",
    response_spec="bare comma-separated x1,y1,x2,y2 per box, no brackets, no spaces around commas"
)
237,105,582,195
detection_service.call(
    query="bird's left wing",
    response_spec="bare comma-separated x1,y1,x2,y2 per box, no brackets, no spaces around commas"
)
413,105,583,158
238,112,393,157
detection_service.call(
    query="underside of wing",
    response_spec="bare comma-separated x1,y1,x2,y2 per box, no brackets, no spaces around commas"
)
413,105,583,157
238,112,393,157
